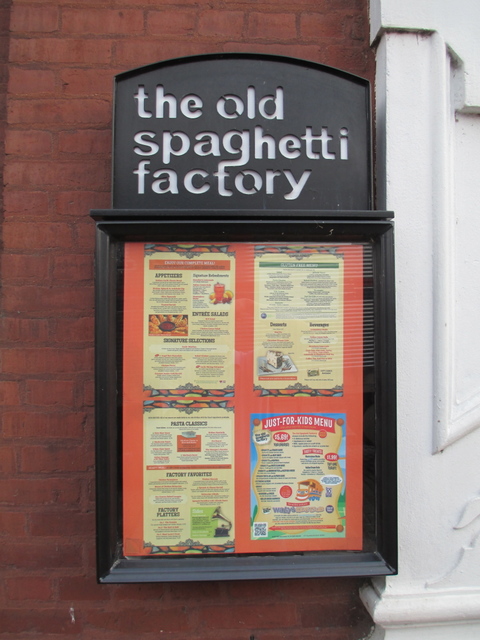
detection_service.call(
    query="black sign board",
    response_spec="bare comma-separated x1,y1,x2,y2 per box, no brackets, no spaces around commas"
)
94,55,397,583
113,54,371,210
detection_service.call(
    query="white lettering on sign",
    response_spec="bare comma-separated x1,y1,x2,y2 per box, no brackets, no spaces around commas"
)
134,161,312,200
130,84,350,201
134,85,204,119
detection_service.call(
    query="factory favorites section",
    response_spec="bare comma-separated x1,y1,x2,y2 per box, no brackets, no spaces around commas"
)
122,241,364,556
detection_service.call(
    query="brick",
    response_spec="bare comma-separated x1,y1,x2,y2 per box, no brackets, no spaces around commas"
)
20,0,113,3
21,0,114,3
3,285,94,315
247,13,297,40
325,44,371,74
0,57,7,79
53,254,93,281
0,478,81,505
74,222,97,251
4,160,109,190
0,318,50,343
349,15,366,41
224,41,324,62
84,543,97,572
8,68,56,94
10,5,59,33
55,190,110,216
171,637,247,640
8,98,111,124
0,6,10,30
198,10,244,38
3,219,72,251
299,599,359,628
123,0,200,4
53,317,94,343
0,447,15,475
198,603,296,629
60,68,117,96
20,444,92,473
58,575,110,601
275,577,364,601
5,129,52,155
25,379,76,407
169,580,221,601
0,2,378,638
0,381,21,405
30,510,94,537
0,511,27,537
2,411,86,439
0,254,50,280
9,37,113,64
86,477,95,504
225,579,280,601
0,541,83,569
300,13,346,41
241,633,355,640
5,576,53,600
58,130,111,155
1,347,93,374
0,609,82,634
114,40,215,67
147,10,197,37
66,9,144,36
3,190,49,215
83,380,94,407
109,582,165,601
62,9,144,36
84,608,190,633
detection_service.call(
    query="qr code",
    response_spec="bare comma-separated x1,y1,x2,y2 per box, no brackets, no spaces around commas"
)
253,522,268,537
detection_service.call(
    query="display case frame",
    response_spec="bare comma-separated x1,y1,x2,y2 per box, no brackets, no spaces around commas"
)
92,209,396,583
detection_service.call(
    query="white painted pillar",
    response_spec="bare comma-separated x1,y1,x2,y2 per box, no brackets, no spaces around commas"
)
362,1,480,637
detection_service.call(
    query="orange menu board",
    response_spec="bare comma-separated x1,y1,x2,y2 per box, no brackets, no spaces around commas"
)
123,242,364,556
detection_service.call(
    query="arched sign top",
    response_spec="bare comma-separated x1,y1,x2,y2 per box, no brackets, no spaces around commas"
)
113,54,372,211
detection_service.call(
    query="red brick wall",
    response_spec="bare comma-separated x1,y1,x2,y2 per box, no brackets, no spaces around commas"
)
0,1,375,637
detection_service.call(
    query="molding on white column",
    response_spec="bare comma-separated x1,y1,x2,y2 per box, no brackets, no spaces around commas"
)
363,3,480,635
361,581,480,637
370,0,480,111
371,26,480,453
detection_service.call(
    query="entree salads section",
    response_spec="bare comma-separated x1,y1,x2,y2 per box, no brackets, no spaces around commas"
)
123,242,364,556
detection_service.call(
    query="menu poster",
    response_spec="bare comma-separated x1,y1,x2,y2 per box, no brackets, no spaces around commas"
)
144,243,235,394
123,242,364,556
254,246,344,396
142,409,235,554
251,412,346,541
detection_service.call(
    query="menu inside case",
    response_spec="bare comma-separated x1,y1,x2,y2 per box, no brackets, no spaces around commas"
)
123,242,364,555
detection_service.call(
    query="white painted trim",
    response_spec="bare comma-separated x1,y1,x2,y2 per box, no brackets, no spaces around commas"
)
361,582,480,627
364,10,480,637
